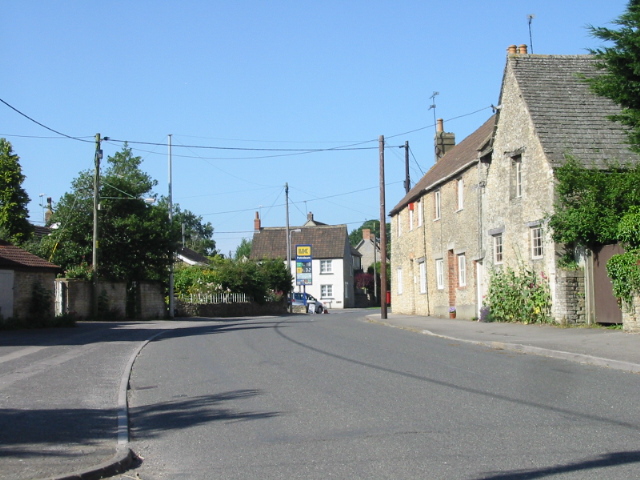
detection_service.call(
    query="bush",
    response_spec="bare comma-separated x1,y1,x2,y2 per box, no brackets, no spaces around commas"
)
483,266,552,324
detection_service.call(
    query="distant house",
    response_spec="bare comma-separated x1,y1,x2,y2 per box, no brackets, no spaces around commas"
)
0,240,60,319
353,228,387,273
389,45,640,324
250,212,356,309
176,246,210,266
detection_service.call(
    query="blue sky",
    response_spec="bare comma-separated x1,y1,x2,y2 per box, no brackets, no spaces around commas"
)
1,1,629,256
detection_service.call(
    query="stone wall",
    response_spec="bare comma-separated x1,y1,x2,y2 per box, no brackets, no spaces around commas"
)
621,294,640,333
13,271,56,319
554,269,586,324
176,300,287,317
135,282,166,320
55,279,126,319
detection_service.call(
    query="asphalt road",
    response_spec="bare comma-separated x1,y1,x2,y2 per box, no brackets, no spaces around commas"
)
119,311,640,479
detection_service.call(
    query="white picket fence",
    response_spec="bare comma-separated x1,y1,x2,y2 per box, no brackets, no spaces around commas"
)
185,292,252,304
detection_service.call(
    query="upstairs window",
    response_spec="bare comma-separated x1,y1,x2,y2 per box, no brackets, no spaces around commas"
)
417,199,423,226
457,178,464,210
320,260,333,273
511,155,522,199
434,190,441,220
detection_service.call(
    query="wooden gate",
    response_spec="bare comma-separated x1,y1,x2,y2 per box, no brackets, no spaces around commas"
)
593,244,624,324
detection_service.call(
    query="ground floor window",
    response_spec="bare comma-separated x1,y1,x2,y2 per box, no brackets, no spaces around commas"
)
435,259,444,290
321,284,333,298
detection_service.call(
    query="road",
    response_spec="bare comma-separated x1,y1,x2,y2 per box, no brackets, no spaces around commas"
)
120,311,640,479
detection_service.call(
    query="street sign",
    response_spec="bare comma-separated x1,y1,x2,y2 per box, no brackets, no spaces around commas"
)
295,244,312,285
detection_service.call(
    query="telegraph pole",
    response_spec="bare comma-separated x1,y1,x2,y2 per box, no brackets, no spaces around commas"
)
92,133,102,317
168,134,174,318
285,183,293,312
379,135,388,320
403,141,410,193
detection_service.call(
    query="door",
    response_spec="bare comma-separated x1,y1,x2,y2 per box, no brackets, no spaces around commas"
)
593,244,624,324
0,269,14,318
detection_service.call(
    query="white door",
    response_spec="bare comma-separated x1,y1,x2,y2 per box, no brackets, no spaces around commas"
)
0,270,14,318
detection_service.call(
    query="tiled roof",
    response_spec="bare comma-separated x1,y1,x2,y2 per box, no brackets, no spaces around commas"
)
0,240,60,271
177,246,210,265
390,115,495,215
507,54,639,168
250,225,349,260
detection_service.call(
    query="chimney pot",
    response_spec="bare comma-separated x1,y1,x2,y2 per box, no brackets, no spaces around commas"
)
437,118,444,133
519,44,528,54
507,45,517,54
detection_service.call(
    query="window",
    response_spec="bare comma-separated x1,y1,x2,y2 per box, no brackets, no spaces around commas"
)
397,214,402,237
457,254,466,287
457,178,464,210
320,260,332,274
531,226,543,258
435,259,444,289
512,155,522,199
321,284,333,298
409,206,414,230
397,268,403,295
434,190,441,220
419,261,427,294
493,234,503,264
417,199,423,226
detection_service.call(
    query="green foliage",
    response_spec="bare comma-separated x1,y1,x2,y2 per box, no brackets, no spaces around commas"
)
550,156,640,247
348,219,391,258
28,280,53,319
483,266,552,324
234,238,252,259
174,257,292,304
172,204,216,256
607,206,640,306
586,1,640,152
38,145,181,283
0,139,32,244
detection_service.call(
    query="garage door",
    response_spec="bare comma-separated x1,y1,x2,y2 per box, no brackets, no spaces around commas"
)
0,270,14,318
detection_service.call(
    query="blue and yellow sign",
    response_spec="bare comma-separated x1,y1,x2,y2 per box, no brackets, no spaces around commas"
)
295,244,312,285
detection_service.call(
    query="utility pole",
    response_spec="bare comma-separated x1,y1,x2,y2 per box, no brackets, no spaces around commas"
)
168,134,174,318
379,135,388,320
403,141,410,193
92,133,102,318
285,183,293,312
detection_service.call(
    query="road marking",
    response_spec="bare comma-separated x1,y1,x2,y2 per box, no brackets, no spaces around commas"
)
0,346,47,364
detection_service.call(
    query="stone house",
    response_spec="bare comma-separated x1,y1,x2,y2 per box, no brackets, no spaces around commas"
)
0,240,60,319
353,228,387,273
390,45,639,324
250,212,356,309
390,116,495,319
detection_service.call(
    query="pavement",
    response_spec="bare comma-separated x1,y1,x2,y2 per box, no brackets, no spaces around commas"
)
0,312,639,480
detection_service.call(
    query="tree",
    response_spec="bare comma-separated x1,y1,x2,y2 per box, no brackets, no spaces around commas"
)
0,139,32,244
173,205,216,256
39,144,180,283
586,1,640,151
348,219,391,257
549,156,640,249
607,206,640,305
234,238,252,259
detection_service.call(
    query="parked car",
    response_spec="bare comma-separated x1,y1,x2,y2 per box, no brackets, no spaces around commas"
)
290,292,324,314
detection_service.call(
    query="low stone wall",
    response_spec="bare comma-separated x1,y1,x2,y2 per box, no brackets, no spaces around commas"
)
135,282,166,320
555,269,586,324
176,300,287,318
55,279,126,319
622,294,640,334
14,271,56,319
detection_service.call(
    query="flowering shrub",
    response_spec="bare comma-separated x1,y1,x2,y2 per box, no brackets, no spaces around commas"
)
483,266,552,324
449,306,456,313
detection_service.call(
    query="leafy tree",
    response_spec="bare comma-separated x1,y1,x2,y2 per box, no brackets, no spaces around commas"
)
348,219,391,258
607,206,640,305
586,1,640,151
234,238,252,259
549,156,640,248
173,205,216,256
0,139,32,244
39,144,180,283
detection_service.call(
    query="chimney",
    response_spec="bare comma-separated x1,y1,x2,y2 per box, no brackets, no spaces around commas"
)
519,44,528,54
434,118,455,162
307,212,314,222
254,211,261,231
362,228,371,241
507,44,517,54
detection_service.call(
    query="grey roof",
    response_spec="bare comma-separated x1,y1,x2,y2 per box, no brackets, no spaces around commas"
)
390,115,495,216
505,54,639,168
250,224,350,260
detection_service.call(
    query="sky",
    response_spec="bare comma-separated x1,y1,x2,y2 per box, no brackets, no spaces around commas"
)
1,0,630,256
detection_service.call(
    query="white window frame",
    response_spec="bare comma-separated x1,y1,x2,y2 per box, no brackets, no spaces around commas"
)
417,199,423,226
397,267,403,295
493,234,503,264
531,226,543,259
397,214,402,237
435,259,444,290
320,284,333,299
513,156,522,198
457,178,464,211
457,254,466,287
320,260,333,274
434,190,441,220
419,261,427,294
409,206,414,230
